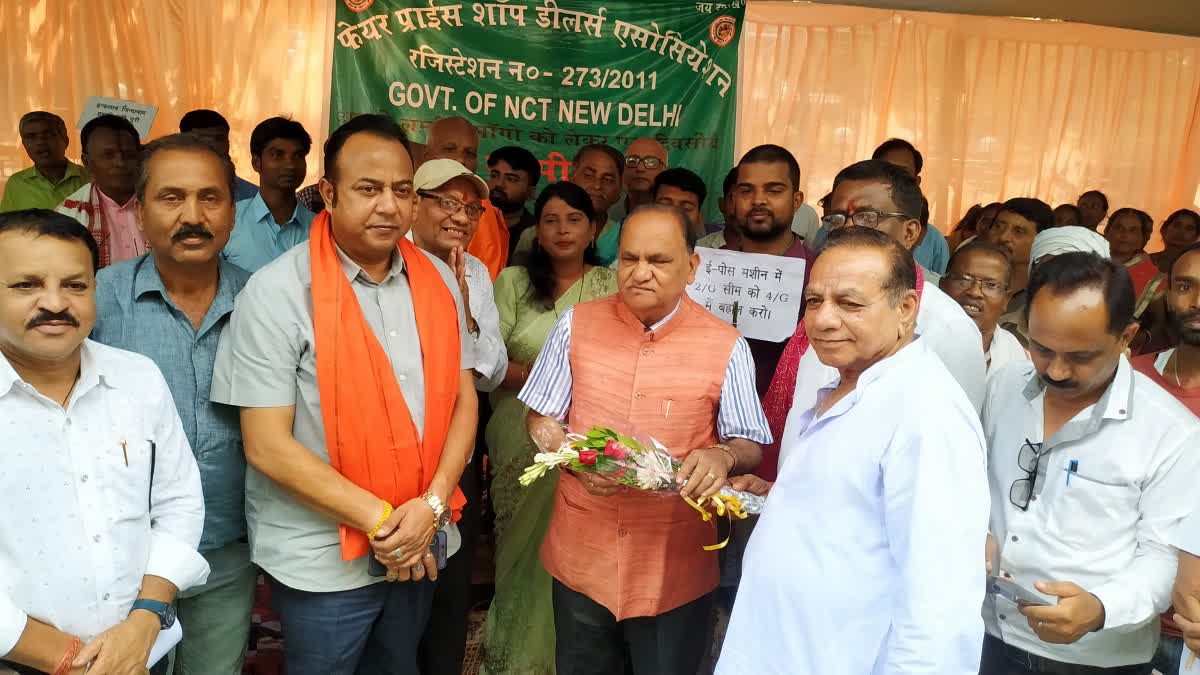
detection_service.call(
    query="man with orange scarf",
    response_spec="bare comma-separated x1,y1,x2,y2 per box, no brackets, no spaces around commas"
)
211,115,478,675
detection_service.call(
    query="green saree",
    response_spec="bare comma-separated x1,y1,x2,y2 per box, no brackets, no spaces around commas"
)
482,265,617,675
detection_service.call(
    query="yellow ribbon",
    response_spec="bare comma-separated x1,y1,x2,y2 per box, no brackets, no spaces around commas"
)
683,493,750,551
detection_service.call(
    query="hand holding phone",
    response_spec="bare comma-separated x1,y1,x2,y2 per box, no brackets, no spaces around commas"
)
988,575,1050,607
369,529,449,578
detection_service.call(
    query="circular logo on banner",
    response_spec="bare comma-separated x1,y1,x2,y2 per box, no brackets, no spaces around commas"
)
344,0,374,11
710,15,737,47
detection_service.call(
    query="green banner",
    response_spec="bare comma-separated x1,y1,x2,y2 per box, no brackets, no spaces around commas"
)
330,0,745,221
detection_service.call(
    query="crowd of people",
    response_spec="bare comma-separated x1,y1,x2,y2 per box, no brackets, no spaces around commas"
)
1,104,1199,675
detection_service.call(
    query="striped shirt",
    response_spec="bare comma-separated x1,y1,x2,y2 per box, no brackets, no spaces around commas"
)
520,304,772,444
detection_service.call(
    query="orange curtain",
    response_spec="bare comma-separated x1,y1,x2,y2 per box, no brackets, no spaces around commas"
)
4,0,1200,241
739,4,1200,238
0,0,334,196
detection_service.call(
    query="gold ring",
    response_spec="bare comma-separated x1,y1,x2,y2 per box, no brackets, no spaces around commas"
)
414,563,425,574
707,473,716,480
386,571,398,581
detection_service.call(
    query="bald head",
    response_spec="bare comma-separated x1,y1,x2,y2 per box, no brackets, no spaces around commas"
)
426,117,479,172
624,138,668,196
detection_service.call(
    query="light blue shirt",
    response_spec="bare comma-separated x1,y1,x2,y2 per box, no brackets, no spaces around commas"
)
913,223,950,276
92,254,253,553
519,305,771,444
225,194,315,273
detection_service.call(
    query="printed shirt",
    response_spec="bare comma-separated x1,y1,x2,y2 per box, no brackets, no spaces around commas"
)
0,341,209,653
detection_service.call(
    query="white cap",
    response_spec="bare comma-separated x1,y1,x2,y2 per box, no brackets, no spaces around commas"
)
413,158,488,198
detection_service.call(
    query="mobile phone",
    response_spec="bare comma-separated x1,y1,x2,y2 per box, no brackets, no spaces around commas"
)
368,530,450,577
988,575,1050,607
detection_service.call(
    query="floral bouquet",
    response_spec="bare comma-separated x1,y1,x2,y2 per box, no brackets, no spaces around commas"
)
519,425,766,550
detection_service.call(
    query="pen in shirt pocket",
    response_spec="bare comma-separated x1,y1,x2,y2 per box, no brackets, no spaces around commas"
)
1065,459,1079,486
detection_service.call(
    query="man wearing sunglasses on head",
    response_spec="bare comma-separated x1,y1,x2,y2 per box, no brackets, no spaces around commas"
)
980,252,1200,675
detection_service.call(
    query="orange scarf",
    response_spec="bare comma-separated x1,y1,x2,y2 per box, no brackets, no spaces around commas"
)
309,211,465,560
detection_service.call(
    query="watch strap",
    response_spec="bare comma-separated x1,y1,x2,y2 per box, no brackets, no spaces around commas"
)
129,599,173,629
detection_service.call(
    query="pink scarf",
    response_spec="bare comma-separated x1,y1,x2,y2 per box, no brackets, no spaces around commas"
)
756,266,924,481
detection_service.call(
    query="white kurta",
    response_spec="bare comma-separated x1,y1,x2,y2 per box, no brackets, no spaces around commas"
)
778,279,985,470
986,326,1028,375
717,338,989,675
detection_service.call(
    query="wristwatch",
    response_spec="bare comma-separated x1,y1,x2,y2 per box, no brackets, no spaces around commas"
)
129,599,176,629
421,491,451,529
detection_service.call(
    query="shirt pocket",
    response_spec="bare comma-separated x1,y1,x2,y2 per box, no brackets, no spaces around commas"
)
1046,470,1140,551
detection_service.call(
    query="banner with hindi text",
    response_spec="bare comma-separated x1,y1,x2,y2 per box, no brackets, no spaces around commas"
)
330,0,745,221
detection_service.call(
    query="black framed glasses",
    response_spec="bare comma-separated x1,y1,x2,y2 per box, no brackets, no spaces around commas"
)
417,189,485,220
821,209,912,230
1009,439,1045,511
944,274,1011,298
625,155,664,170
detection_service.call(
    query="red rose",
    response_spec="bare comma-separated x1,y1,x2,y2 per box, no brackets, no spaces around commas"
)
603,440,627,460
579,449,599,466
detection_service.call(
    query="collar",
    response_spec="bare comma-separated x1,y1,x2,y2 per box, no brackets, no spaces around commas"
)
244,192,307,227
334,242,405,284
0,340,118,400
814,337,926,416
647,299,683,332
1021,354,1134,438
29,161,84,185
133,254,242,324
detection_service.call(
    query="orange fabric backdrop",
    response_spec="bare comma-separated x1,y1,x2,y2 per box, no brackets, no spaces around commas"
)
3,1,1199,239
739,4,1200,237
0,0,334,195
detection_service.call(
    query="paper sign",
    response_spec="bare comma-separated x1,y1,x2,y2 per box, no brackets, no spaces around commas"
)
77,96,158,139
688,247,806,342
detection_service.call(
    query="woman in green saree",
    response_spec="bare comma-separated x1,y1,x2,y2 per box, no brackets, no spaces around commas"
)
482,182,617,674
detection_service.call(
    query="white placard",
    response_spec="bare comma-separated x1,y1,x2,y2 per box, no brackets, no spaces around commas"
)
687,247,806,342
148,620,182,666
77,96,158,139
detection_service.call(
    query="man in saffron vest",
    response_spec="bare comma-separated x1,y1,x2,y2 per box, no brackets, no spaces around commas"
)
520,204,772,675
210,114,478,675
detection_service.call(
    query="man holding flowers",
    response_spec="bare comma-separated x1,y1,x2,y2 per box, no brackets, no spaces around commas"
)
519,204,771,675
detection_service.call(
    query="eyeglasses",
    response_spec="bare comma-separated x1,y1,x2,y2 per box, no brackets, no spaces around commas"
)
625,155,664,170
1009,439,1045,511
418,189,485,220
944,274,1011,298
821,209,912,230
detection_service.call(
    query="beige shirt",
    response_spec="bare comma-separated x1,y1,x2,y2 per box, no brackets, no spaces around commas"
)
211,241,473,592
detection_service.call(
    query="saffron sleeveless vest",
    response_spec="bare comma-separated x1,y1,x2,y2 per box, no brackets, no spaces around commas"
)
540,295,739,619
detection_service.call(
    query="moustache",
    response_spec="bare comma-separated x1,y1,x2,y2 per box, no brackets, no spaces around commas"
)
488,189,509,204
1038,373,1077,390
28,309,79,329
172,225,214,243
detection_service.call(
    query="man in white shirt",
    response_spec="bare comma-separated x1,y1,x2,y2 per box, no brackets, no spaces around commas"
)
408,157,506,674
776,160,985,471
941,240,1029,374
0,209,208,674
981,252,1200,674
717,226,989,674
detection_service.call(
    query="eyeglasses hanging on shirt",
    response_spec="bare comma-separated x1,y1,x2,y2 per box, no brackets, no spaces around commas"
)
1009,438,1045,510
